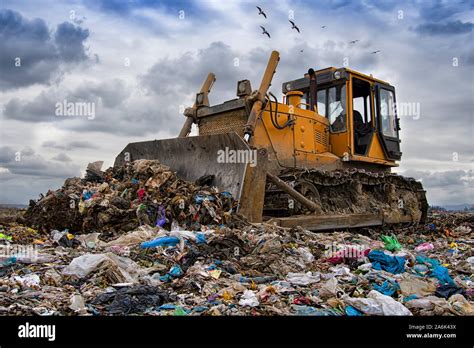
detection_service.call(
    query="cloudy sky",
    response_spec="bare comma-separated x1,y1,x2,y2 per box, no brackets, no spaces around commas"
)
0,0,473,206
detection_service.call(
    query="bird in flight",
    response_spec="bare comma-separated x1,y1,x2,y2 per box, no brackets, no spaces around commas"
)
321,25,327,29
260,25,270,38
349,39,359,44
289,20,300,33
256,6,267,18
371,50,381,54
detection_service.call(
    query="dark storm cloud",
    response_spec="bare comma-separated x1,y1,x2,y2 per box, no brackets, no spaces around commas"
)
82,0,203,15
0,9,91,90
0,146,80,178
2,79,130,122
414,20,473,36
54,22,90,62
418,0,470,22
3,90,58,122
413,0,473,36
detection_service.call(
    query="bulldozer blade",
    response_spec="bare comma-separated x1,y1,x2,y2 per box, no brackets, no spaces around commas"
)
267,212,419,232
115,133,267,221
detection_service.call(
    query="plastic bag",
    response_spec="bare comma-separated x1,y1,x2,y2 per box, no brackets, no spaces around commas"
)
297,247,315,263
381,234,402,252
404,296,448,312
415,242,434,252
319,277,339,299
0,256,17,267
447,294,474,315
159,265,183,282
239,290,259,307
435,284,465,299
368,250,405,274
140,236,180,249
62,253,142,283
367,290,412,316
341,295,382,315
343,290,412,315
105,226,160,247
430,265,455,286
69,294,86,312
345,306,363,316
11,273,41,288
399,277,436,297
372,279,400,297
286,271,320,286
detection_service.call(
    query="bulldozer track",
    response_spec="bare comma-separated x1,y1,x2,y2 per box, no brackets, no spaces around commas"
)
264,168,428,224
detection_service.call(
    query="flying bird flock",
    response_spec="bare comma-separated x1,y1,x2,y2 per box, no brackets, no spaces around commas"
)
256,5,301,38
255,5,380,56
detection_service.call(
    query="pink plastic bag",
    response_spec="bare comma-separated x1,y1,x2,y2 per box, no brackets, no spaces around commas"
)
415,242,434,252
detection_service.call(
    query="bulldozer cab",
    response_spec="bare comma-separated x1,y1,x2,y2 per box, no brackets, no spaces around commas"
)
282,67,402,167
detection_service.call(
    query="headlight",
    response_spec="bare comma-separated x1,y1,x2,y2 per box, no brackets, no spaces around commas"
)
286,83,292,91
236,79,251,97
238,81,247,93
333,70,341,79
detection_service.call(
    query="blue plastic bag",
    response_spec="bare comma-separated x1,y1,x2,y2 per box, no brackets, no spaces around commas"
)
403,294,418,302
368,250,406,274
140,236,180,249
196,233,206,244
431,265,455,286
415,255,440,268
159,265,183,282
415,255,454,285
372,279,400,297
0,256,17,267
345,306,363,316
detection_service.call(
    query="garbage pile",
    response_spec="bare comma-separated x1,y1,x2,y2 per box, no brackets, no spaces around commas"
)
1,204,473,316
24,160,238,236
1,159,473,316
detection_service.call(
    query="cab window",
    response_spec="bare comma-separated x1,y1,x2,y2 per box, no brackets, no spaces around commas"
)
317,89,326,117
379,88,397,138
328,84,346,133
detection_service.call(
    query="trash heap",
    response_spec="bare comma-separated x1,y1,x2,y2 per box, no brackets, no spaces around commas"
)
0,160,473,316
24,160,237,236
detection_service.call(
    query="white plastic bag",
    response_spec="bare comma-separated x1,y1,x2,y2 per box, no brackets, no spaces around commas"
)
297,247,314,263
105,226,161,247
319,277,339,299
367,290,413,316
287,271,320,286
343,290,412,316
62,253,143,283
239,290,259,307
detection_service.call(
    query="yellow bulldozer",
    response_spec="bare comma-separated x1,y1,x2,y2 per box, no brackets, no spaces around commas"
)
115,51,428,231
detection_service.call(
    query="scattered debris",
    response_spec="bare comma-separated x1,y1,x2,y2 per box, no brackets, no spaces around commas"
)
0,160,472,316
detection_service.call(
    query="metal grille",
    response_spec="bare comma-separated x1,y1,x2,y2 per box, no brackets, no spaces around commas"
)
199,111,247,137
314,129,328,147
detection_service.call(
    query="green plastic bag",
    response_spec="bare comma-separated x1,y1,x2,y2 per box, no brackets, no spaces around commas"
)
173,306,188,316
0,233,12,242
381,234,401,252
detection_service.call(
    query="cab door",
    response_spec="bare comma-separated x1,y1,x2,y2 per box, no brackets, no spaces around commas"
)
375,84,402,160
